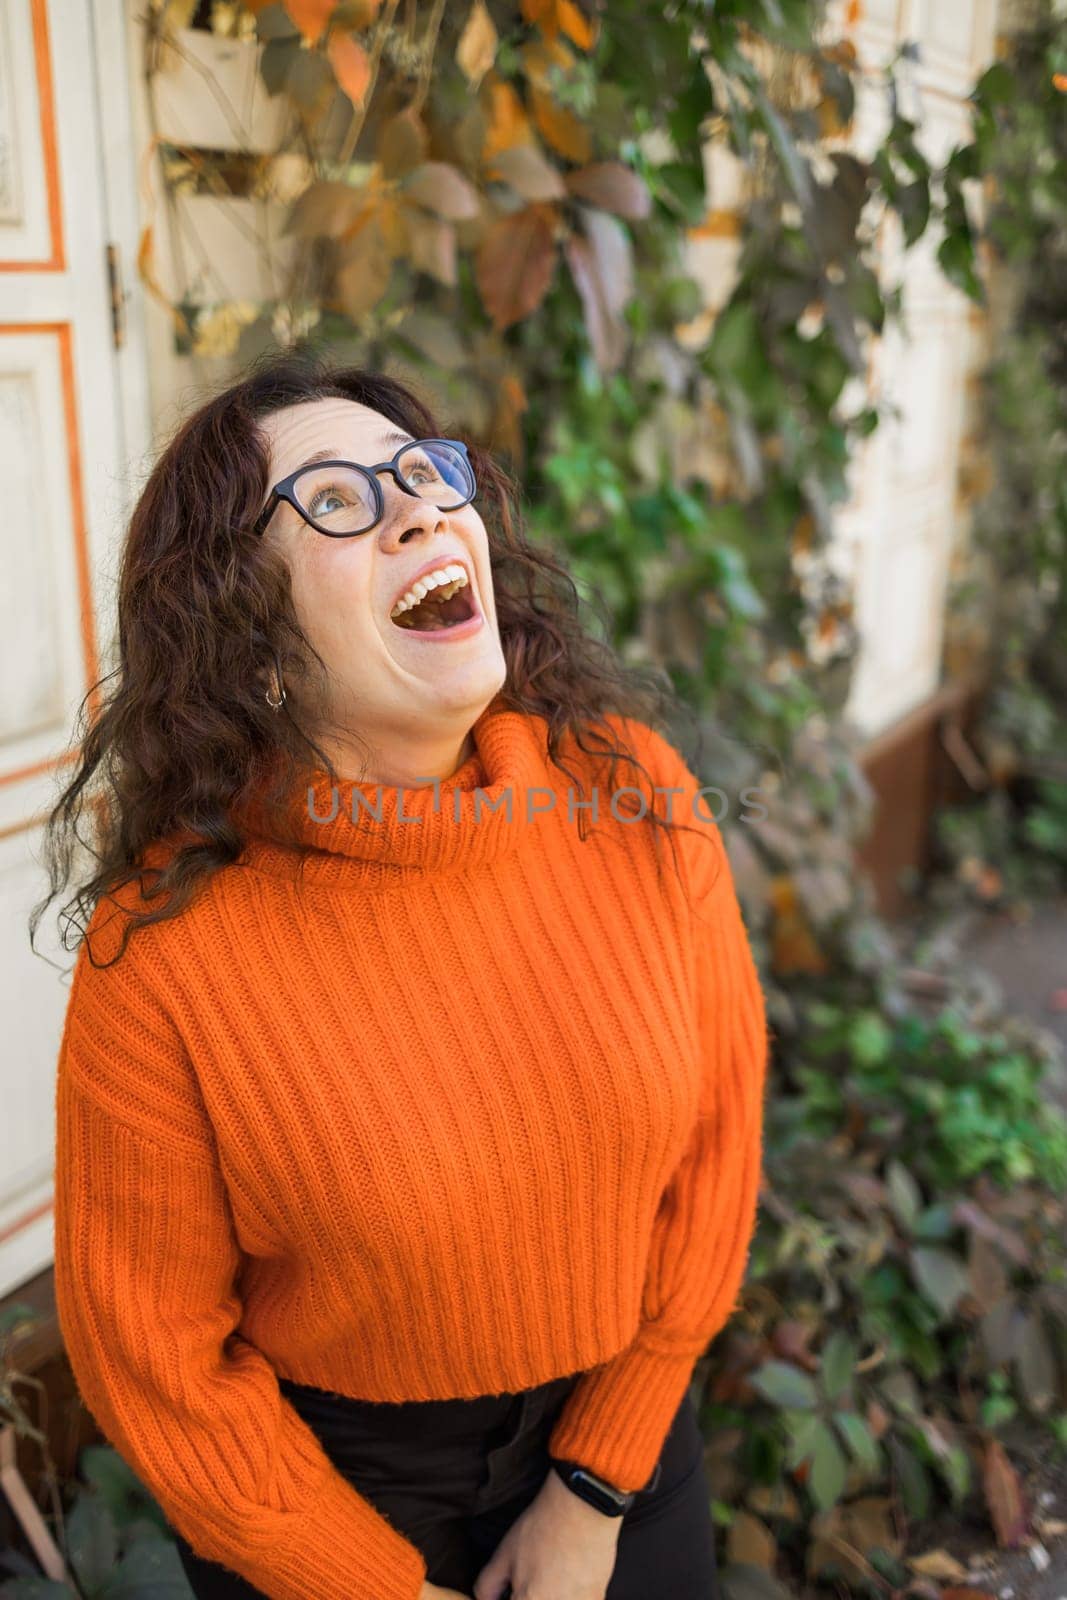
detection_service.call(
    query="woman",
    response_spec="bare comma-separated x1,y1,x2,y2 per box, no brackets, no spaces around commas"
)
39,350,769,1600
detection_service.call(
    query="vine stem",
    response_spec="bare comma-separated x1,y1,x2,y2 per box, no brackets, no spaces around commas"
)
409,0,448,116
336,0,404,169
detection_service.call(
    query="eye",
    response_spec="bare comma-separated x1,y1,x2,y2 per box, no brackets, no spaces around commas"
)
309,485,348,516
404,453,443,486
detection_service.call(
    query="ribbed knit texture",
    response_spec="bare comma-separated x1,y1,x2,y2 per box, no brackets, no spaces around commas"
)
52,695,770,1600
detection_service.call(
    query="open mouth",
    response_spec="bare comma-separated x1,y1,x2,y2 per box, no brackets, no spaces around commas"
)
390,573,477,632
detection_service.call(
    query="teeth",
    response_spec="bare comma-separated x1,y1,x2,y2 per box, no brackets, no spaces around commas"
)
390,563,469,618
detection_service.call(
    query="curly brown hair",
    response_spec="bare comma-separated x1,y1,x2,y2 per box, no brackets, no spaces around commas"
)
30,347,712,969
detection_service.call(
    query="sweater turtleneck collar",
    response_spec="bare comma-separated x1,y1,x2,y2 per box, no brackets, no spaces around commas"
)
233,693,561,883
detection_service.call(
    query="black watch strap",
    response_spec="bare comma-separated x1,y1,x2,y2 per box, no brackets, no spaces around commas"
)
549,1457,660,1516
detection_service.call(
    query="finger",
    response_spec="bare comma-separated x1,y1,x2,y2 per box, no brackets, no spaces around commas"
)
471,1556,512,1600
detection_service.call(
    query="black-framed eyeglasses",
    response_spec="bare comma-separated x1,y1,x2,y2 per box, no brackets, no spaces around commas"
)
252,437,477,538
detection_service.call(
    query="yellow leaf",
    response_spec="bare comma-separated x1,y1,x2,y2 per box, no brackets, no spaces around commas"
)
327,31,372,106
192,302,260,359
456,0,498,89
285,0,336,44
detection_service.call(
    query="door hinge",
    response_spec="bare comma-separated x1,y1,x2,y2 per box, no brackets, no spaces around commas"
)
105,243,126,351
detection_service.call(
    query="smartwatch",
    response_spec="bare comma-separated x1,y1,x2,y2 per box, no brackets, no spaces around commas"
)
548,1457,661,1516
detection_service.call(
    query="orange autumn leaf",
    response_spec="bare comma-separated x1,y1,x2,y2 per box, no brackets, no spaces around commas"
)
1053,72,1067,91
328,32,372,107
556,0,596,49
136,224,192,339
520,0,554,25
521,0,597,51
817,95,851,138
689,208,743,238
483,78,534,159
285,0,336,44
791,512,815,556
768,876,828,977
492,371,529,459
520,36,576,89
531,88,592,162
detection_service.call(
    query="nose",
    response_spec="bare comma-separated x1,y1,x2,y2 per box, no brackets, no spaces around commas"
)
374,476,450,547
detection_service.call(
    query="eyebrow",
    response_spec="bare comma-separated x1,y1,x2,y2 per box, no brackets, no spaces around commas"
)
293,430,415,473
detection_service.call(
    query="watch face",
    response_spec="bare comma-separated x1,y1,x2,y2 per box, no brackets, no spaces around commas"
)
570,1468,629,1515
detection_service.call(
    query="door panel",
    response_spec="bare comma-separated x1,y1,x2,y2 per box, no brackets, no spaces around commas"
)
0,0,130,1299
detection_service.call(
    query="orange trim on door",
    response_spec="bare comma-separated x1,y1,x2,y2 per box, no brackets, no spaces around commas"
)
0,0,66,273
0,324,100,817
0,1196,53,1247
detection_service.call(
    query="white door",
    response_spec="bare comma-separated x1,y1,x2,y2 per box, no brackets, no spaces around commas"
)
835,0,997,736
0,0,146,1299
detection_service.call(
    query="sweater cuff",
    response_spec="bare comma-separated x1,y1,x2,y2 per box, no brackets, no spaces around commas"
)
197,1471,428,1600
545,1334,702,1494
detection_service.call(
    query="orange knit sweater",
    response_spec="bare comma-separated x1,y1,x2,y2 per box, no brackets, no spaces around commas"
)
53,699,770,1600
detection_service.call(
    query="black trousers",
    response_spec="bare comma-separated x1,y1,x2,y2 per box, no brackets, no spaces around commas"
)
170,1369,720,1598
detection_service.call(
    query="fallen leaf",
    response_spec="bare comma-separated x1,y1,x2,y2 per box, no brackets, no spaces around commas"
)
909,1549,969,1581
983,1437,1030,1548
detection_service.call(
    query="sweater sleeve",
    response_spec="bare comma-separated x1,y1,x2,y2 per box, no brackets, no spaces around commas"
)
52,918,428,1600
547,725,770,1493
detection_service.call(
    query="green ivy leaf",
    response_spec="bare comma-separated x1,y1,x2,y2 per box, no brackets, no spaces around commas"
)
886,1159,922,1233
96,1538,193,1598
819,1331,857,1403
974,61,1017,106
64,1490,118,1594
910,1246,971,1320
937,231,984,305
750,1359,819,1410
833,1410,882,1476
809,1421,848,1509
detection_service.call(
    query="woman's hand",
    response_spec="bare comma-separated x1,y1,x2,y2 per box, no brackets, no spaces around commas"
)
419,1583,471,1598
472,1466,622,1600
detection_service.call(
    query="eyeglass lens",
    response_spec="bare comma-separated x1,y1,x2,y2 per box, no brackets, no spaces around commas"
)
294,442,472,534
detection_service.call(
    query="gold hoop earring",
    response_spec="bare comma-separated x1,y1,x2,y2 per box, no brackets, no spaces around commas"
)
266,674,286,710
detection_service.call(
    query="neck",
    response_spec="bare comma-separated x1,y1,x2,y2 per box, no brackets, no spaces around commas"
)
320,725,477,790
